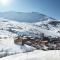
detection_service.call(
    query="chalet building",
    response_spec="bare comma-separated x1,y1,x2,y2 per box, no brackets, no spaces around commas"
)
14,36,49,50
47,42,57,50
14,35,60,50
14,36,27,45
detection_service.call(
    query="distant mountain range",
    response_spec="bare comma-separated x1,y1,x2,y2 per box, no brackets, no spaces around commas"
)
0,12,56,23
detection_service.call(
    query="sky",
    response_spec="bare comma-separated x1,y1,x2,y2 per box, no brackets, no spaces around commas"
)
0,0,60,19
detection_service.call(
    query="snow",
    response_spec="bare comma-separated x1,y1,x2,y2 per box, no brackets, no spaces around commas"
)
0,50,60,60
0,19,60,38
0,18,60,59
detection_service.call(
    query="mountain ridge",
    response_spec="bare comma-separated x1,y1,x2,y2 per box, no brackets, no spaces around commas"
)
0,11,56,23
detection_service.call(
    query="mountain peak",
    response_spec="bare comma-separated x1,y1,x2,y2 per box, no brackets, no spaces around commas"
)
0,12,56,23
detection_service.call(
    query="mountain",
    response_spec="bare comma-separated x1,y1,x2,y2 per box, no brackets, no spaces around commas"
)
0,12,60,59
0,19,60,38
0,18,60,59
0,12,56,23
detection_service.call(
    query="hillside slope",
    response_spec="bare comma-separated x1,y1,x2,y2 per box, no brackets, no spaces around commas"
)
0,18,60,59
0,12,55,22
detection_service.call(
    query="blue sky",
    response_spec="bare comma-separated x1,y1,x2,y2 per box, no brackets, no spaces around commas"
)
0,0,60,19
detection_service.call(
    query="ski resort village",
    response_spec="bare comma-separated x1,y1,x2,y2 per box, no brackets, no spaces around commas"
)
0,10,60,60
0,16,60,60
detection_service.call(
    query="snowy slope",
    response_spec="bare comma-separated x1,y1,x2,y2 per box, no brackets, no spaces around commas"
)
34,19,60,37
0,12,56,23
0,19,36,58
0,18,60,38
0,50,60,60
0,18,60,59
